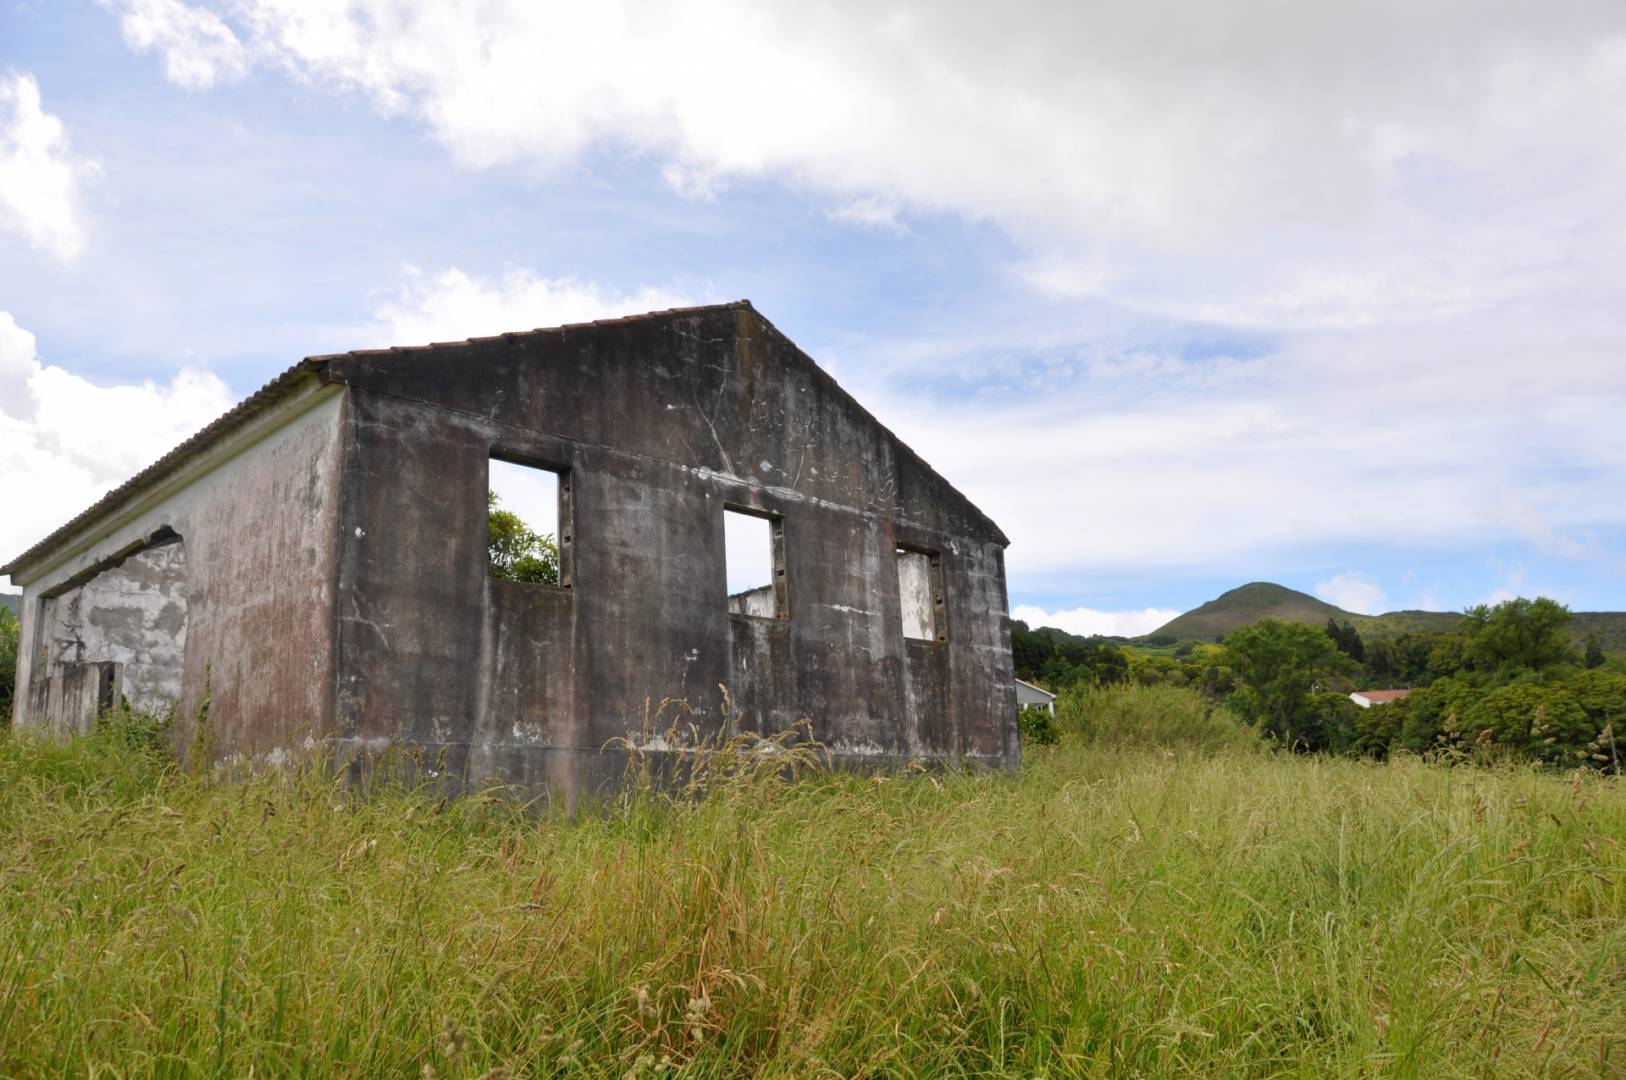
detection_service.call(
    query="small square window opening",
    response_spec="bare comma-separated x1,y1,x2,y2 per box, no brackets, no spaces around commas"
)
898,548,946,642
725,508,787,618
488,457,570,587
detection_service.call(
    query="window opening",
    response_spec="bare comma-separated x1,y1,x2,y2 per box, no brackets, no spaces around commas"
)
488,457,568,587
725,508,786,618
898,548,946,642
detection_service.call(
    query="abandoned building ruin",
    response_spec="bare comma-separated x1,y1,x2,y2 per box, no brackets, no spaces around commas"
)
2,302,1018,793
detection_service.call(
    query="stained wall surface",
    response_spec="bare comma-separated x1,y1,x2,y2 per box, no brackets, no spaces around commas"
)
9,389,346,756
323,303,1016,795
34,539,188,714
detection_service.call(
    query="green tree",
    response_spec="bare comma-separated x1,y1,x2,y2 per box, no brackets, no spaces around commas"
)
1461,597,1578,679
1223,619,1354,750
1129,653,1186,687
1425,636,1465,681
1351,696,1405,758
1465,683,1592,764
1394,675,1482,757
0,606,17,724
1324,618,1365,663
487,491,560,585
1310,690,1361,754
1584,634,1605,669
1363,637,1399,683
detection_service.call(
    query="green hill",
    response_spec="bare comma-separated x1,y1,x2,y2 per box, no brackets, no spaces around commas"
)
0,593,18,619
1151,582,1349,641
1150,582,1626,654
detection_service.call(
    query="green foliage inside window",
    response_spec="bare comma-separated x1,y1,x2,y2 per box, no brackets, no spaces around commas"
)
487,490,559,586
1017,705,1059,745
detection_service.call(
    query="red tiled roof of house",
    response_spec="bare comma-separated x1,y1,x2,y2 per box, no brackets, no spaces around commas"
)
1354,689,1411,703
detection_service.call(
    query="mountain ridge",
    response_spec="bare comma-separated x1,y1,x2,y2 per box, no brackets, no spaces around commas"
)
1150,581,1626,653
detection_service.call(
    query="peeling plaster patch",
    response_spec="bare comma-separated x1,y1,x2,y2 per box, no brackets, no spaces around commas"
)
829,739,891,757
35,539,188,715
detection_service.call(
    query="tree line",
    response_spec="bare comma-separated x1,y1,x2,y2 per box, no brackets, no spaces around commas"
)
1016,597,1622,770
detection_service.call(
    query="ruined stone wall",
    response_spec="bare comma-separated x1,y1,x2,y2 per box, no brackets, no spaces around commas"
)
325,304,1016,795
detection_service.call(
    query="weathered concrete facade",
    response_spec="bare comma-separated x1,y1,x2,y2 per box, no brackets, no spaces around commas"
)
3,303,1017,792
38,537,187,716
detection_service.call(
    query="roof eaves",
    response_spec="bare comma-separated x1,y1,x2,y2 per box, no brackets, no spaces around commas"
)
1,357,332,578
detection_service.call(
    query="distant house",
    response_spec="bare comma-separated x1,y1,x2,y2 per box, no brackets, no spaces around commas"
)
1350,689,1410,709
1015,678,1057,714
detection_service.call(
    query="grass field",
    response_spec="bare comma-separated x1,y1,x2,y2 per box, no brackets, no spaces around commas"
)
2,687,1623,1078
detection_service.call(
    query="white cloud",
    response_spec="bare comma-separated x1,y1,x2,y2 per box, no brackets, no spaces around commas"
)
1476,567,1575,610
1011,603,1181,638
364,267,693,347
0,311,235,571
104,2,1626,328
1314,573,1388,616
93,3,1626,597
829,302,1626,581
0,74,99,263
103,0,250,89
827,196,905,232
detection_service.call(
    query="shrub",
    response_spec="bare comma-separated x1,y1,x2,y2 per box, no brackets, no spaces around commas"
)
1016,705,1059,745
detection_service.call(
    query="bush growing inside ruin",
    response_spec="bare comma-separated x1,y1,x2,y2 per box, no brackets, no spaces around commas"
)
486,490,560,585
1016,704,1059,745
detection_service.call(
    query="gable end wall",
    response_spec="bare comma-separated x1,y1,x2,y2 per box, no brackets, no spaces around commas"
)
326,306,1016,794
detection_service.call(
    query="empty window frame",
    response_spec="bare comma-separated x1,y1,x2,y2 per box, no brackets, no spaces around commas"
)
897,548,946,642
487,456,572,588
724,507,787,618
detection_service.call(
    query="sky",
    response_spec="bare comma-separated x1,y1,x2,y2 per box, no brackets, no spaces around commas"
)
3,1,1626,635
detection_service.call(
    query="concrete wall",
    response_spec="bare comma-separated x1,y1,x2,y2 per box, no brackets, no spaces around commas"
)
9,388,346,757
324,303,1016,795
28,661,120,736
728,585,777,618
34,538,187,714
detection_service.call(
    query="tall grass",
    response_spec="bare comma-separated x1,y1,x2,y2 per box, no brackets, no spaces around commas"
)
1055,683,1264,753
1,691,1622,1078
